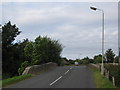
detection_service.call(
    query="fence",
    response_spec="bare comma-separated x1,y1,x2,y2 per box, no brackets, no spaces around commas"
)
103,67,115,86
91,64,120,87
99,64,120,87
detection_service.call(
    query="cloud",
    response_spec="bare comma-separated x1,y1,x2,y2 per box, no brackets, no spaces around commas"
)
2,2,118,59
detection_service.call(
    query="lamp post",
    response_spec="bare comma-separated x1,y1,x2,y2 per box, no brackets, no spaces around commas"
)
90,6,104,75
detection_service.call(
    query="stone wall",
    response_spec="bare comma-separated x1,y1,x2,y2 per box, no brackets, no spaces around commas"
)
22,62,57,75
90,63,100,69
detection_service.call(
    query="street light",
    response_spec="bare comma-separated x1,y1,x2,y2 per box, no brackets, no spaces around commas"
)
90,6,104,75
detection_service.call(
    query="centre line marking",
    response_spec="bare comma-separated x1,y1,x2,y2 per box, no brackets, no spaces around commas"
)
65,70,70,74
50,76,62,86
70,67,72,69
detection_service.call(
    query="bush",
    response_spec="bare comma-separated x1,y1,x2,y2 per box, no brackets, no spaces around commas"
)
90,65,116,88
26,36,63,65
68,60,75,64
82,60,89,64
104,64,120,87
18,61,30,75
78,60,83,64
93,54,102,64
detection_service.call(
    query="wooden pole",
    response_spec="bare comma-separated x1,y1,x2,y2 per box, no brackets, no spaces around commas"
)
112,77,115,86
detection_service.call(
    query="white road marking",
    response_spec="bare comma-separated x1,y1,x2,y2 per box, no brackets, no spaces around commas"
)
70,67,73,69
64,70,70,75
50,67,73,86
50,76,62,86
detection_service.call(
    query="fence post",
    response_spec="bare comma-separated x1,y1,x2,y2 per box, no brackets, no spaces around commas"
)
104,68,106,77
99,64,101,71
107,70,109,79
112,77,115,86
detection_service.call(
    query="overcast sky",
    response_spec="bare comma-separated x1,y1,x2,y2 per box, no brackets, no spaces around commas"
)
2,2,118,59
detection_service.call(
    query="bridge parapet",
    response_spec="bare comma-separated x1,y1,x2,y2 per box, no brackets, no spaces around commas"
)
22,62,57,75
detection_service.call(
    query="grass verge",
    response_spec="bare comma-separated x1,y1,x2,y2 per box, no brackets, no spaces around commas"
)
89,65,116,88
2,74,32,87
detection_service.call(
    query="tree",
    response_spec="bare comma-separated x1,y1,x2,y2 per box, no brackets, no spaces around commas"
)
89,59,94,63
93,54,102,64
30,35,63,65
105,49,115,63
75,58,80,62
18,61,30,75
2,21,21,48
2,21,64,78
78,60,83,64
24,41,34,63
68,60,75,64
2,21,21,77
81,57,89,64
114,56,119,63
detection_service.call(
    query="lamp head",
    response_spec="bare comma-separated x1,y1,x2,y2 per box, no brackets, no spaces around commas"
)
90,7,97,10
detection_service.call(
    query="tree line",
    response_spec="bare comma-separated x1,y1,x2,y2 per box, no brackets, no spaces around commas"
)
2,21,63,79
63,49,119,65
2,21,119,79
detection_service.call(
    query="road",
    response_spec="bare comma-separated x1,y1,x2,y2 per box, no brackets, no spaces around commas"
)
5,65,96,88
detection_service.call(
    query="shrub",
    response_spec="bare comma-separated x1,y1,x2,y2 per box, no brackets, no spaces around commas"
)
30,36,63,65
18,61,30,75
93,54,102,64
68,60,75,64
82,60,89,64
104,64,120,87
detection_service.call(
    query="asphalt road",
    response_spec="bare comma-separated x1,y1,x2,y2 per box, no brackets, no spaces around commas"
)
5,65,96,88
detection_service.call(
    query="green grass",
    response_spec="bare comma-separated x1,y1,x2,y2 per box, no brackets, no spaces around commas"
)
2,74,32,87
89,65,117,88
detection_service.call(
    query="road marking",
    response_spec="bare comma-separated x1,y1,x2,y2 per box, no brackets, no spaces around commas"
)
50,76,62,86
50,67,73,86
64,70,70,75
70,67,73,69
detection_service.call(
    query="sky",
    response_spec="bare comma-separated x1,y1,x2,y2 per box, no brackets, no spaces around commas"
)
1,2,119,59
118,2,120,52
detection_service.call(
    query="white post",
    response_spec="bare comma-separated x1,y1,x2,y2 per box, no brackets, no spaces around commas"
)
101,12,104,75
112,77,115,86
